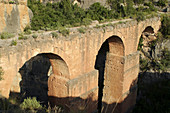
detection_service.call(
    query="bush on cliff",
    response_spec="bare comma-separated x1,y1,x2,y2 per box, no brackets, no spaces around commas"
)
157,0,168,7
27,0,158,31
160,15,170,39
0,67,3,81
0,32,14,39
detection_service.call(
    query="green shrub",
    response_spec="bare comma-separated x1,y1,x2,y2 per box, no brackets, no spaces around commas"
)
82,18,92,26
151,59,166,72
138,37,143,50
24,29,32,35
9,1,15,4
24,25,32,34
156,32,163,40
51,32,58,38
133,0,145,4
160,15,170,38
58,27,70,36
161,48,170,69
10,40,17,46
27,0,157,31
94,24,102,28
78,27,86,34
0,32,14,39
0,98,10,111
0,67,4,81
20,97,42,110
144,2,157,12
47,106,64,113
136,12,145,22
157,0,168,7
72,23,81,27
18,35,28,40
24,25,31,32
32,34,38,39
140,58,149,72
86,2,110,21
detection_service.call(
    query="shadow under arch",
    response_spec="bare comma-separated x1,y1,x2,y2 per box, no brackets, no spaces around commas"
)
143,26,154,33
19,53,70,106
95,36,125,113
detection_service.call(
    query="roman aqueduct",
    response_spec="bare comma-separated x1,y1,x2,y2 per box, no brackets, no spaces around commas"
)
0,17,161,113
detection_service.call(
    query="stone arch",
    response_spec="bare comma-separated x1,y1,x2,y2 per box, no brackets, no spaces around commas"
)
47,53,70,108
19,53,70,106
137,26,155,50
95,35,125,112
46,53,70,79
137,26,155,51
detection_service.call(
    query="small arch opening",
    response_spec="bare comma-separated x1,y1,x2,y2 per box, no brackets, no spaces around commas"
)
138,26,155,52
143,26,154,34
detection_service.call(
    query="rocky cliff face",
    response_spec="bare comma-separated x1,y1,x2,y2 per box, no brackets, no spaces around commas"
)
0,0,32,33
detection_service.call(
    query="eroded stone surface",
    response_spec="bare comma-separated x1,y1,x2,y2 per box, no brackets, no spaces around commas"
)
0,0,32,33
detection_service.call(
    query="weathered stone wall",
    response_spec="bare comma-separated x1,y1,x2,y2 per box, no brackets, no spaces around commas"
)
0,0,32,33
0,17,161,113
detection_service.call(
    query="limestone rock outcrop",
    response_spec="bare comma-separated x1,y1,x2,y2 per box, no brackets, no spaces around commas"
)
0,0,32,33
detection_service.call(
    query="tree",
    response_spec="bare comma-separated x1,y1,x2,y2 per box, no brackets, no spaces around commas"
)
0,67,3,81
133,0,144,4
161,15,170,38
126,0,135,16
157,0,168,7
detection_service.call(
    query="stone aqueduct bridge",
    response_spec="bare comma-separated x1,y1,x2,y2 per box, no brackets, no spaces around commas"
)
0,17,161,113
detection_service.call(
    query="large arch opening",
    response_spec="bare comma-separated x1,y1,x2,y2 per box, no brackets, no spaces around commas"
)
19,54,51,105
95,36,124,113
19,53,69,107
95,39,109,113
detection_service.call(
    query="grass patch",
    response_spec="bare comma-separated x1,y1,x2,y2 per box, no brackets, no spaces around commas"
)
51,32,58,38
0,32,14,39
0,67,4,81
32,34,38,39
58,27,70,36
78,27,86,34
10,40,17,46
18,35,28,40
9,1,15,4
